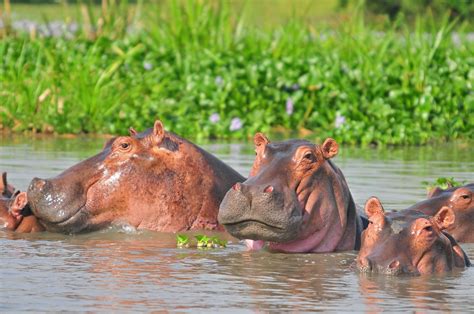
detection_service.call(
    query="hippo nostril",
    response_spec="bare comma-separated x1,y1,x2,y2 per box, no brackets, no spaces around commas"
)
389,260,400,270
263,185,274,193
232,183,242,191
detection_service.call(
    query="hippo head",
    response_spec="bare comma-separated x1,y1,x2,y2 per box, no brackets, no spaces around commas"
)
357,197,470,275
404,183,474,243
28,120,240,233
428,184,474,243
0,173,28,230
218,133,360,253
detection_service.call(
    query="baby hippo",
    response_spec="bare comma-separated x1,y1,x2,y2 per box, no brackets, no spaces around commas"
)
356,197,470,275
0,172,44,233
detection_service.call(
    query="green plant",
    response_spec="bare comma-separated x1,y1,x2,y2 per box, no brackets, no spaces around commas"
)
176,234,227,249
422,177,466,190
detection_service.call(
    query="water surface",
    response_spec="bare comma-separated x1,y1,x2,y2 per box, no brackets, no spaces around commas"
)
0,136,473,312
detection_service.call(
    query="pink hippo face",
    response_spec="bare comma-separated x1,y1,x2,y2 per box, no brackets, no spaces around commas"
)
27,121,244,234
218,133,363,253
357,197,470,275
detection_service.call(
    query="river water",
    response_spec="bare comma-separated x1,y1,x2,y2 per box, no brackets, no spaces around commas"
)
0,136,473,312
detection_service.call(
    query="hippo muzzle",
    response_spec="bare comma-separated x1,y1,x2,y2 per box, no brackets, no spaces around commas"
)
218,182,303,242
27,177,91,233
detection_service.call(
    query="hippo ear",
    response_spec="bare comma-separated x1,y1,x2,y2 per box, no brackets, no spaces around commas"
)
152,120,166,145
427,186,443,198
364,197,385,218
321,138,338,159
10,191,27,218
1,172,14,198
129,127,138,136
254,133,269,148
434,206,455,230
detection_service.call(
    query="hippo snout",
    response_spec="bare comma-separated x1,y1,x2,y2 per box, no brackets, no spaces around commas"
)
27,177,86,225
218,182,302,242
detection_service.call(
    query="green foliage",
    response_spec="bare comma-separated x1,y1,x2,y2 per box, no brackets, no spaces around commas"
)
0,0,473,145
422,177,466,190
176,234,227,249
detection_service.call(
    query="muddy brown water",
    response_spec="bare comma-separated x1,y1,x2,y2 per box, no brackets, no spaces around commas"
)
1,137,473,312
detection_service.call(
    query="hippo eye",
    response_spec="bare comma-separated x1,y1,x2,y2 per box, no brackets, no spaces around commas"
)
303,152,315,162
423,225,433,232
120,142,130,150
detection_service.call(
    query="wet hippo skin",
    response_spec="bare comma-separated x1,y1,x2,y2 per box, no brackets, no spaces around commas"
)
0,172,44,233
391,183,474,243
356,197,470,275
27,120,244,233
218,133,365,253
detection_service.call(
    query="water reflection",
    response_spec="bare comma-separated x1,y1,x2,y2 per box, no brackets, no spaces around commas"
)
0,137,473,311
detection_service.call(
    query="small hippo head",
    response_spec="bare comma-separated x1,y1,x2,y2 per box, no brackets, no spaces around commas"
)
0,173,29,230
357,197,470,275
28,120,241,233
219,133,359,253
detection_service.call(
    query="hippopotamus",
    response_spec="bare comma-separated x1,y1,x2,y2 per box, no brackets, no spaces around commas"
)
356,197,470,275
218,133,365,253
0,172,44,233
27,120,244,233
392,183,474,243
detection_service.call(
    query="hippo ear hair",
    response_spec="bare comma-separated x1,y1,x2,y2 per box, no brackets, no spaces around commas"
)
254,132,269,147
321,138,338,159
152,120,166,145
434,206,455,230
364,197,384,218
427,186,443,198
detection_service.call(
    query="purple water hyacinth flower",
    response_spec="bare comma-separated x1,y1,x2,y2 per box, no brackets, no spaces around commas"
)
286,98,294,115
335,113,346,128
215,76,223,86
143,62,153,71
229,117,243,131
209,113,220,124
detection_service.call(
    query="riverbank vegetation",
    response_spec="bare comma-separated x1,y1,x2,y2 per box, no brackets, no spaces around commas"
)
0,0,473,144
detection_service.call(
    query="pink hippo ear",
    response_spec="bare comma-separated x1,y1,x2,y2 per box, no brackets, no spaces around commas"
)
1,172,15,198
321,138,338,159
427,186,444,198
254,132,270,148
364,197,385,218
129,127,138,136
434,206,455,230
152,120,166,146
10,192,28,219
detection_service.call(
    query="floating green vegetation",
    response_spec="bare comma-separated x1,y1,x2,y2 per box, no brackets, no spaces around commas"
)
176,234,227,249
422,177,466,190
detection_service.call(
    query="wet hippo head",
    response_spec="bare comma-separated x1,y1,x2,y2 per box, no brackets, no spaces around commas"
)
403,183,474,243
357,197,470,275
27,120,244,233
0,172,43,232
218,133,362,253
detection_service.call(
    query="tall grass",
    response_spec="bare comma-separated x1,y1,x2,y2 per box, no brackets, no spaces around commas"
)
0,0,473,144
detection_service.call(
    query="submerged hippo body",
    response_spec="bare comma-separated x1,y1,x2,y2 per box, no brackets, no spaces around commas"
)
393,183,474,243
0,173,44,233
27,121,244,233
357,197,470,275
218,133,364,253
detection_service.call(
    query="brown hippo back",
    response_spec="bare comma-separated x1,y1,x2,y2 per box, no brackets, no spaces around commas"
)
218,133,364,253
27,121,244,233
390,183,474,243
0,172,44,233
356,197,470,275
